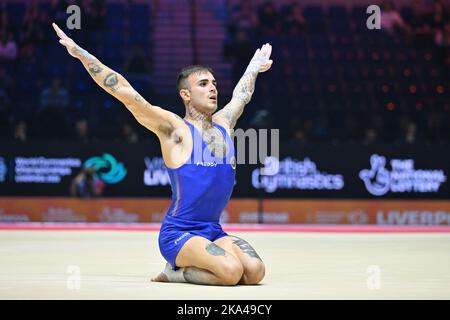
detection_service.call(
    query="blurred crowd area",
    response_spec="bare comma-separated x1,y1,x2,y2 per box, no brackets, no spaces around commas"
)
0,0,449,145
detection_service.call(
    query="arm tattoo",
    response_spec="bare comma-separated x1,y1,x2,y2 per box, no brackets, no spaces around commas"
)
217,109,233,125
74,45,96,61
87,62,103,76
134,94,153,110
245,63,260,74
233,237,262,260
103,72,119,92
216,68,258,128
134,93,143,102
232,69,258,105
205,243,226,257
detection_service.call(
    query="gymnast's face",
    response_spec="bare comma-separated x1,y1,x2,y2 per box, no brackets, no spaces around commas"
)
181,71,218,114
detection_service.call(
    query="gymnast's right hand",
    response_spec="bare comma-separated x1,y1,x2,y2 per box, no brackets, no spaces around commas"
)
52,22,96,61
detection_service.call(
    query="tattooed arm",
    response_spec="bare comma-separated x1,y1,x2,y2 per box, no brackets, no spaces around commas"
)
52,23,176,134
213,43,273,129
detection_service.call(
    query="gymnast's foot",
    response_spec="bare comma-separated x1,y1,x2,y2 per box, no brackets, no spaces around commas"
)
151,271,169,282
151,263,185,282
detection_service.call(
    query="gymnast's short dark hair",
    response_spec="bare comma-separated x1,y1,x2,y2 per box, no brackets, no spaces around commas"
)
176,65,215,91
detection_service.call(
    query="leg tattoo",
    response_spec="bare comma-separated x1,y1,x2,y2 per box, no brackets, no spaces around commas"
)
183,267,219,285
233,238,262,260
205,243,226,257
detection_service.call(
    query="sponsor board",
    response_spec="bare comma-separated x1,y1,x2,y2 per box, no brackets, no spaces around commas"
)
0,197,170,223
262,199,450,225
1,197,450,225
1,143,449,199
359,154,447,196
252,157,344,193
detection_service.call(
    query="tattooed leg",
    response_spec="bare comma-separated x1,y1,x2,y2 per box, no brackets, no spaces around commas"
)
183,243,242,285
232,237,262,260
233,237,265,285
183,267,223,285
153,242,243,286
215,236,265,285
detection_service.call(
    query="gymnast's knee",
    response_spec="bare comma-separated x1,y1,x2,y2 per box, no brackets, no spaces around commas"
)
241,260,265,285
217,259,244,286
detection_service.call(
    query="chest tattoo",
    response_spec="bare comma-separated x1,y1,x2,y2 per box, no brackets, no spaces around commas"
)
202,127,228,158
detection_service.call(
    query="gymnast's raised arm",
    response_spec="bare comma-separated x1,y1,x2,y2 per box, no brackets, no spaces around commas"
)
213,43,273,130
52,22,179,136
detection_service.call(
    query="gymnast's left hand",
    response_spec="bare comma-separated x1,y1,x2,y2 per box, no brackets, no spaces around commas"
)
248,43,273,73
52,22,94,61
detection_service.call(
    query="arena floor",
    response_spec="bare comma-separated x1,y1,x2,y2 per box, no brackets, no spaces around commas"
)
1,226,450,299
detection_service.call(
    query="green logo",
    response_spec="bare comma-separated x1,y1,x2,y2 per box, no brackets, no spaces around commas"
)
84,153,127,184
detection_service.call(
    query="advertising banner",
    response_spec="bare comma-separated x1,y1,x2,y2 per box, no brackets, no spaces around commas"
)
0,142,448,199
1,197,450,225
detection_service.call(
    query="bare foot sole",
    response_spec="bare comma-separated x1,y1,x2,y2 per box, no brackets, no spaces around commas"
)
151,272,169,282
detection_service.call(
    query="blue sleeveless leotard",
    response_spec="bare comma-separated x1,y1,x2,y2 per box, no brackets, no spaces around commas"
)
158,119,236,269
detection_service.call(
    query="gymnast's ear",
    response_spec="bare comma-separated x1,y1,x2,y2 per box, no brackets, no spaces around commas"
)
179,88,190,102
